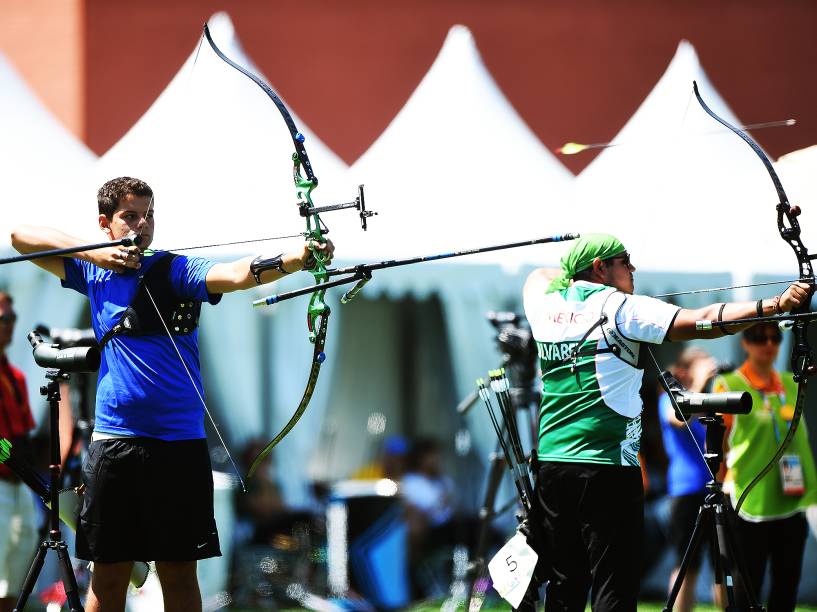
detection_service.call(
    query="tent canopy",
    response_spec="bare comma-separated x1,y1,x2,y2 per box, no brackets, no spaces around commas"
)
0,53,96,244
81,12,356,257
346,25,577,274
574,41,800,279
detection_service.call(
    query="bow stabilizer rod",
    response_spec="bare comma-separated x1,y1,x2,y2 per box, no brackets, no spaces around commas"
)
694,310,817,330
252,233,580,307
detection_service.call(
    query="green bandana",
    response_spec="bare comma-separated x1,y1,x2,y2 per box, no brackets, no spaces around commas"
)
546,233,626,293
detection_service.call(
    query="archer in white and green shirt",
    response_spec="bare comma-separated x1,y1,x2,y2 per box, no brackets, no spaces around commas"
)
525,280,678,467
520,232,812,612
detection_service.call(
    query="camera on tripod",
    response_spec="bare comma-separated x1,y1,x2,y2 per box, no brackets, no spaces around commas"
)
487,311,535,361
28,330,100,373
36,324,97,349
660,370,751,420
486,311,539,414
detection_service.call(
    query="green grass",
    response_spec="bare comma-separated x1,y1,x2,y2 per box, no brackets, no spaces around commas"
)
270,604,817,612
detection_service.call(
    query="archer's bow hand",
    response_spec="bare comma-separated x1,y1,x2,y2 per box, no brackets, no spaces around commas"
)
297,238,335,271
779,281,812,313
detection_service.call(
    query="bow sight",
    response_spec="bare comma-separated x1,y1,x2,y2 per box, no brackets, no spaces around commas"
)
299,184,377,231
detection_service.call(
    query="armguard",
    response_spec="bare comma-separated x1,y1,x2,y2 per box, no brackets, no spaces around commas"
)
250,253,289,285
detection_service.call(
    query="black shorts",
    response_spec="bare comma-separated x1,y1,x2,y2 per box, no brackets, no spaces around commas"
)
669,492,709,571
76,437,221,563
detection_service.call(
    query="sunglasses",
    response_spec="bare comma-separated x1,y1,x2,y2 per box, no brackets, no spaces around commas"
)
0,313,17,324
606,253,631,267
747,334,782,346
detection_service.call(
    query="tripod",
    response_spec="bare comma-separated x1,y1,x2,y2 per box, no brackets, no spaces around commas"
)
15,370,84,612
664,412,763,612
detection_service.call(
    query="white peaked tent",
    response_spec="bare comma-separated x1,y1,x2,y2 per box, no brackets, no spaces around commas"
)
0,53,96,410
309,26,578,485
346,24,576,270
83,12,355,255
0,53,96,242
574,40,799,281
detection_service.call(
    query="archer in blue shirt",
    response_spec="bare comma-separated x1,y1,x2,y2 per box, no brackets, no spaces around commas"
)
11,176,334,612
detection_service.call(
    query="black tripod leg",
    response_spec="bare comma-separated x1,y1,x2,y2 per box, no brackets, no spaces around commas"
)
664,505,711,612
465,446,507,610
715,506,764,611
57,541,85,611
13,542,48,611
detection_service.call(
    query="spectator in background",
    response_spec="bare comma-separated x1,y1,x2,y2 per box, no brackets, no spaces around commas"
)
714,322,817,611
658,346,720,612
0,292,38,612
401,438,456,548
236,439,287,538
235,438,314,547
353,434,409,481
401,437,467,598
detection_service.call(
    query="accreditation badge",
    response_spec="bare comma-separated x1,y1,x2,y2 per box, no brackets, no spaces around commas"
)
779,454,805,496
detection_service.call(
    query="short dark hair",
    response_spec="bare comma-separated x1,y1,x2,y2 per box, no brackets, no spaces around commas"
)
0,291,12,307
97,177,153,218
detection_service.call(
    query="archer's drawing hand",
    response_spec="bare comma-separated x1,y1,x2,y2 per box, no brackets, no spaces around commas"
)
91,245,142,273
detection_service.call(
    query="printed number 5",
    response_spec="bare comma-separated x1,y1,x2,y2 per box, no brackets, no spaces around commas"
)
506,555,518,572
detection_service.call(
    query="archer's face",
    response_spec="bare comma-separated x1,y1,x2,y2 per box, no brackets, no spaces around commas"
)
99,194,154,249
600,253,636,294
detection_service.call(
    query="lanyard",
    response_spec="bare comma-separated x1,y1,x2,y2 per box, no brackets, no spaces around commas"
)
761,391,788,444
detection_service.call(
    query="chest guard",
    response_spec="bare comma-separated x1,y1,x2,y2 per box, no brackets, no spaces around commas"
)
99,253,201,348
599,291,642,369
564,289,644,371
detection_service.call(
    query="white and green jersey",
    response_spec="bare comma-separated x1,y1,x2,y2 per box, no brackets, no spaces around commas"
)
524,281,679,466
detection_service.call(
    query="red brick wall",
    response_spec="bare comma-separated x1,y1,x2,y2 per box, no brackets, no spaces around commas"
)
3,1,816,174
0,0,85,137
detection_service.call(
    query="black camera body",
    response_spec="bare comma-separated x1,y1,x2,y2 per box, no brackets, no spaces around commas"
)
37,325,97,349
28,331,100,373
487,311,539,408
661,370,752,418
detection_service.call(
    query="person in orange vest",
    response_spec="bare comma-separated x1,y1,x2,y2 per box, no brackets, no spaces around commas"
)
714,322,817,611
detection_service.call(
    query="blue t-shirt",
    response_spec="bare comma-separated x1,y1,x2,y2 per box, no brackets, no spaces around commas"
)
62,253,221,440
658,393,711,496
